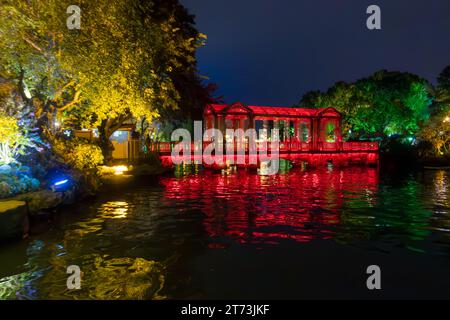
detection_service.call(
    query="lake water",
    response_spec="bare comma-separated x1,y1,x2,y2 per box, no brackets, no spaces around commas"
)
0,166,449,299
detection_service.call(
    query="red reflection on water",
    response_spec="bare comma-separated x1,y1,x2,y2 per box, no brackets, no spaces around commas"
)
160,167,378,245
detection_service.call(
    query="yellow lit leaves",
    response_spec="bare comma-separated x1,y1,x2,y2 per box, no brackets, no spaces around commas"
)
0,114,19,145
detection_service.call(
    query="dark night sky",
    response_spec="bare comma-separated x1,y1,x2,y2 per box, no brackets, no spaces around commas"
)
181,0,450,106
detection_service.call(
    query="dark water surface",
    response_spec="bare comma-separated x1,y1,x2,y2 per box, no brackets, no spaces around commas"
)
0,167,449,299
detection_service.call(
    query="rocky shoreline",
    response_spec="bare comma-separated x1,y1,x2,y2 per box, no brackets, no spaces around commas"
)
0,188,77,241
0,163,172,242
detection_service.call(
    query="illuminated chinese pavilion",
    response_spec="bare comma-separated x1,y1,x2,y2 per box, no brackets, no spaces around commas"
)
204,102,343,152
157,102,379,168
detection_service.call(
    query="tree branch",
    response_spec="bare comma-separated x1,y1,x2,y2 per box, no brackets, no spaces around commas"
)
22,36,43,53
17,68,32,104
109,113,131,134
58,89,81,111
53,80,76,101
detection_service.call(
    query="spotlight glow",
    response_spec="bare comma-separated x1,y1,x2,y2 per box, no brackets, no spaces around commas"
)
113,165,128,175
54,179,68,186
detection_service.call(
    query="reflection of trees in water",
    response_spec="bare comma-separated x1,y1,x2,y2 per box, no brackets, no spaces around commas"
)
0,199,174,299
163,168,449,254
0,240,47,299
38,256,166,299
376,181,431,239
339,170,450,254
32,191,210,299
161,167,380,244
2,169,448,299
418,170,450,254
35,200,172,299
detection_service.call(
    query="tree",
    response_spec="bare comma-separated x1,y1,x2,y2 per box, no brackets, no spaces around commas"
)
417,66,450,156
321,82,363,137
297,90,324,108
432,66,450,110
0,113,35,165
353,71,432,139
417,110,450,156
298,70,433,142
437,66,450,93
0,77,44,165
0,0,85,134
61,0,209,161
0,0,209,163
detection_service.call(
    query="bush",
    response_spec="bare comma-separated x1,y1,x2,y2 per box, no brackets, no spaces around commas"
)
69,143,104,171
51,138,104,171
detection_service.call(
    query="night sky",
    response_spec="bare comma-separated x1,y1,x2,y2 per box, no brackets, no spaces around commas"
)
181,0,450,106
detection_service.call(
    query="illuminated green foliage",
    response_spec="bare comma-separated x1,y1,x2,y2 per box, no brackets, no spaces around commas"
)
325,122,336,142
299,71,433,142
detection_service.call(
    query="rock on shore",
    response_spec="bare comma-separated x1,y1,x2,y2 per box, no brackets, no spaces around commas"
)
0,200,29,241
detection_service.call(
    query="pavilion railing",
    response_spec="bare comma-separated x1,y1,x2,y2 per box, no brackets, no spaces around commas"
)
151,140,378,154
342,141,378,151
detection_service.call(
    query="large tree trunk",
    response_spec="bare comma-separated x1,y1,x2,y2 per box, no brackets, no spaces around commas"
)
98,120,114,165
98,115,131,165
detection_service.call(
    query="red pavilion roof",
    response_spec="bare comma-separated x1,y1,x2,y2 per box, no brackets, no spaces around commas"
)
205,103,340,118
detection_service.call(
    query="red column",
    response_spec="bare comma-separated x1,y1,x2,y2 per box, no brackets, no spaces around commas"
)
294,120,299,141
312,117,319,151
